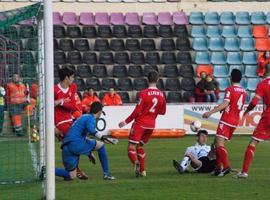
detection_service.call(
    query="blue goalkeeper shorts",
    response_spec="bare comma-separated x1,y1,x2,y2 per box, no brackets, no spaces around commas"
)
62,139,97,171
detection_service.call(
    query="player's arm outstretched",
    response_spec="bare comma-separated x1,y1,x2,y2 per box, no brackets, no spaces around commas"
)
202,100,229,118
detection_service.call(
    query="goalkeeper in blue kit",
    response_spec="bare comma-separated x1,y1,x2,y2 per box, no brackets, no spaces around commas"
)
55,102,116,180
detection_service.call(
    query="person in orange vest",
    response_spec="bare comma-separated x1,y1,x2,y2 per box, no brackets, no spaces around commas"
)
102,87,123,106
81,88,100,113
257,51,270,77
6,74,28,136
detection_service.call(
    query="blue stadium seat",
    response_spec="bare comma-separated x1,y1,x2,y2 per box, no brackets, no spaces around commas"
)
195,52,210,64
208,37,224,51
245,92,250,103
242,52,257,65
191,26,206,38
189,12,204,25
222,26,237,38
229,65,244,74
216,78,230,91
224,38,239,51
266,12,270,24
239,38,255,51
217,92,225,104
251,12,266,25
192,38,208,51
249,92,263,103
226,52,242,65
247,78,260,91
206,26,221,37
205,12,220,25
240,78,247,89
220,12,235,25
235,12,250,25
211,52,226,64
245,65,257,77
237,26,252,38
213,65,229,78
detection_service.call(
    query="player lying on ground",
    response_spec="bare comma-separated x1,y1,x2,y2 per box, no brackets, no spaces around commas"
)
173,130,216,174
55,102,116,180
119,71,166,177
202,69,246,177
235,64,270,179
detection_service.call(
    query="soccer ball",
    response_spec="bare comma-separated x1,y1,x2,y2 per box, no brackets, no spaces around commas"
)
190,120,202,133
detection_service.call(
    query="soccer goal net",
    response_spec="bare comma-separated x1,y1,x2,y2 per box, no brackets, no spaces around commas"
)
0,2,46,199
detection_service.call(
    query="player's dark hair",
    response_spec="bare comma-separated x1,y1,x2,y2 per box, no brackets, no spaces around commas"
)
147,71,159,83
231,69,242,83
197,130,208,137
58,67,75,81
90,102,103,114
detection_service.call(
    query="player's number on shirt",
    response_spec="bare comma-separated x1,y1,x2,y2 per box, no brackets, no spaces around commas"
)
149,98,158,113
237,94,244,110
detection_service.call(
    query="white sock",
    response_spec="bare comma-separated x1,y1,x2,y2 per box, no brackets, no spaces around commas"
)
180,156,191,171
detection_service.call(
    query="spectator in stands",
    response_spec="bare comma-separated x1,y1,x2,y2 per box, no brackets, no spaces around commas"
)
102,87,122,106
0,84,6,136
257,51,270,77
81,88,100,113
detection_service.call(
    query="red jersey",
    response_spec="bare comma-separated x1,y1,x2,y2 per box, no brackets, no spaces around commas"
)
125,87,166,129
54,83,77,127
220,84,246,127
255,77,270,117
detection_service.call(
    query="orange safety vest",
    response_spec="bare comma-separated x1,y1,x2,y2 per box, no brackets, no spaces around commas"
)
7,82,27,104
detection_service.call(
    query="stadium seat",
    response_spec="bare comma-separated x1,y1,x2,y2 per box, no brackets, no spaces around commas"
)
82,26,96,38
115,52,129,64
229,65,244,74
126,39,140,51
247,78,260,91
237,26,252,38
217,92,225,103
118,92,130,103
21,51,36,64
189,12,204,25
63,12,78,25
128,65,143,77
179,64,194,78
167,92,182,103
26,38,38,51
255,38,270,51
117,78,133,91
165,78,181,91
133,78,148,90
157,79,165,91
245,65,258,77
144,65,159,76
67,51,81,64
213,65,229,78
183,91,195,102
177,52,192,64
82,52,97,64
196,64,213,77
249,92,262,103
176,38,190,51
253,25,268,38
99,52,113,64
181,77,195,91
95,39,109,51
159,25,173,38
127,26,142,38
222,26,237,38
125,12,140,25
226,52,242,65
97,26,112,38
205,12,220,25
145,52,160,64
112,25,127,38
174,25,188,37
53,25,65,38
113,65,127,78
195,52,210,64
240,38,255,51
191,26,206,38
102,78,116,90
220,12,235,25
211,52,226,65
251,12,266,25
161,39,176,51
74,39,89,51
208,37,224,51
86,78,101,91
20,25,35,38
92,65,107,78
224,38,239,51
76,65,91,78
110,39,125,51
74,77,85,91
235,12,250,25
240,78,247,89
192,38,208,51
242,52,257,65
143,25,158,38
173,12,188,25
53,12,63,25
130,52,145,64
206,26,221,37
110,12,125,25
161,52,176,64
66,26,81,38
142,12,158,25
54,51,66,64
163,65,178,77
267,12,270,24
158,12,173,25
59,39,73,51
79,12,95,25
95,12,110,25
216,78,230,91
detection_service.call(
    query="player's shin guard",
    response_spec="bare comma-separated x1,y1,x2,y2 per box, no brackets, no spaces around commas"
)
97,145,110,174
137,147,145,172
216,146,230,169
55,168,71,180
128,146,137,164
242,145,256,173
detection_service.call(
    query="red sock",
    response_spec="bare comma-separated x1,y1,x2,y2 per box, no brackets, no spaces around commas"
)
242,145,256,173
128,146,137,164
216,146,230,169
137,147,145,172
215,147,222,169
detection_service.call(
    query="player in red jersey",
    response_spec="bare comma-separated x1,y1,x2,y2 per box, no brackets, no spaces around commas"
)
235,65,270,179
118,71,166,177
54,67,88,180
202,69,246,177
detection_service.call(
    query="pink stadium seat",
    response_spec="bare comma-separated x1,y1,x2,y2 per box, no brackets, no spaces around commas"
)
125,12,140,25
53,12,63,25
173,12,188,25
79,12,95,25
19,18,34,25
95,12,110,25
63,12,78,25
158,12,173,25
142,12,158,25
110,13,125,25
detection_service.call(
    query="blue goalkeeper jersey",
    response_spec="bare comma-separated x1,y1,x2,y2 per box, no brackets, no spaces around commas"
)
63,114,97,145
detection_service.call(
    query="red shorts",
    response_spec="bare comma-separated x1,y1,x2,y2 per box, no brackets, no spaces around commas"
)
216,122,236,140
252,116,270,141
56,121,73,136
129,123,154,145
